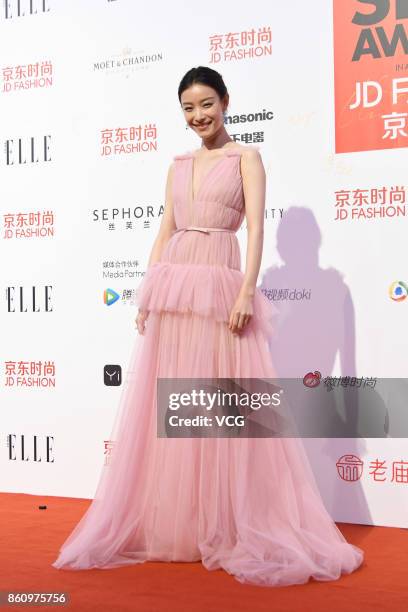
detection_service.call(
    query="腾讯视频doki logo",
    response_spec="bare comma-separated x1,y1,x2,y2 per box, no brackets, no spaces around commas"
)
389,280,408,300
104,288,120,305
333,0,408,154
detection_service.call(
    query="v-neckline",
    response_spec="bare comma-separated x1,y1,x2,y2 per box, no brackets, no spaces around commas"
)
190,149,229,203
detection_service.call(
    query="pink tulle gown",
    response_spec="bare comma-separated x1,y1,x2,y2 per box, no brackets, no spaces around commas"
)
52,145,364,586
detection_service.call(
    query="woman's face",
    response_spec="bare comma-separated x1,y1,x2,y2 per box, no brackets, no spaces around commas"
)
180,83,228,140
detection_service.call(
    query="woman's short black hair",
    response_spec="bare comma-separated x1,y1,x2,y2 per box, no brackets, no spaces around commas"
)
178,66,228,105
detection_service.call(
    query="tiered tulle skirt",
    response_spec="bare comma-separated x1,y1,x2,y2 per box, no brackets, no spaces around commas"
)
52,231,363,586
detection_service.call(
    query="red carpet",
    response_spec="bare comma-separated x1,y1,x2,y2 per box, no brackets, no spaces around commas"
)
1,492,407,611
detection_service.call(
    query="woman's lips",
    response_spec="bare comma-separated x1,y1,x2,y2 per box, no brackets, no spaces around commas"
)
196,123,211,130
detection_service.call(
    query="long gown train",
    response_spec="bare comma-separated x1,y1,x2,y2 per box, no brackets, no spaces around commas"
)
51,146,364,586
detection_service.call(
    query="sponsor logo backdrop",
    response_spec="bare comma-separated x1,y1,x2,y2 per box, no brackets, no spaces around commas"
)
1,0,407,527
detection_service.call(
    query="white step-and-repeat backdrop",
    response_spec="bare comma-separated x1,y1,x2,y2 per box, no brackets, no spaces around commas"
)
1,0,407,528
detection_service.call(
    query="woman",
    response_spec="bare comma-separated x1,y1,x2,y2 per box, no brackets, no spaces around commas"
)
52,66,364,587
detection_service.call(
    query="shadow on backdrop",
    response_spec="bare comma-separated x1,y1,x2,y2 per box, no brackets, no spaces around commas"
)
259,206,386,528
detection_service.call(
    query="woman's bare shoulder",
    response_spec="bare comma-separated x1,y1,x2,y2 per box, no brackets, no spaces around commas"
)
172,150,194,161
226,143,262,159
236,145,263,172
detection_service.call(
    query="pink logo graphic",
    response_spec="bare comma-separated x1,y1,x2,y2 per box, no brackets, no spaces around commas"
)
336,454,364,482
303,371,322,388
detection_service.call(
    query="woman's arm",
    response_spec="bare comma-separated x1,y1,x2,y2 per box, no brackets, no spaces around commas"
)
229,148,266,334
240,147,266,296
146,161,177,266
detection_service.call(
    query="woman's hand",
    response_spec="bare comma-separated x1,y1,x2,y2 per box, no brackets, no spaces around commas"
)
228,293,254,335
135,309,149,335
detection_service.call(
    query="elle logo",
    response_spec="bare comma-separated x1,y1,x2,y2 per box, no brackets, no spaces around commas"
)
3,0,50,19
4,136,52,165
6,286,53,312
7,434,54,462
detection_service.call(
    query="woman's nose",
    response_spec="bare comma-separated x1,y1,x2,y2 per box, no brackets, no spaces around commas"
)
194,109,204,121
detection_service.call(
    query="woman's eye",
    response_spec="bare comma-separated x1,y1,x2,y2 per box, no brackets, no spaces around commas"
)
183,104,211,112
